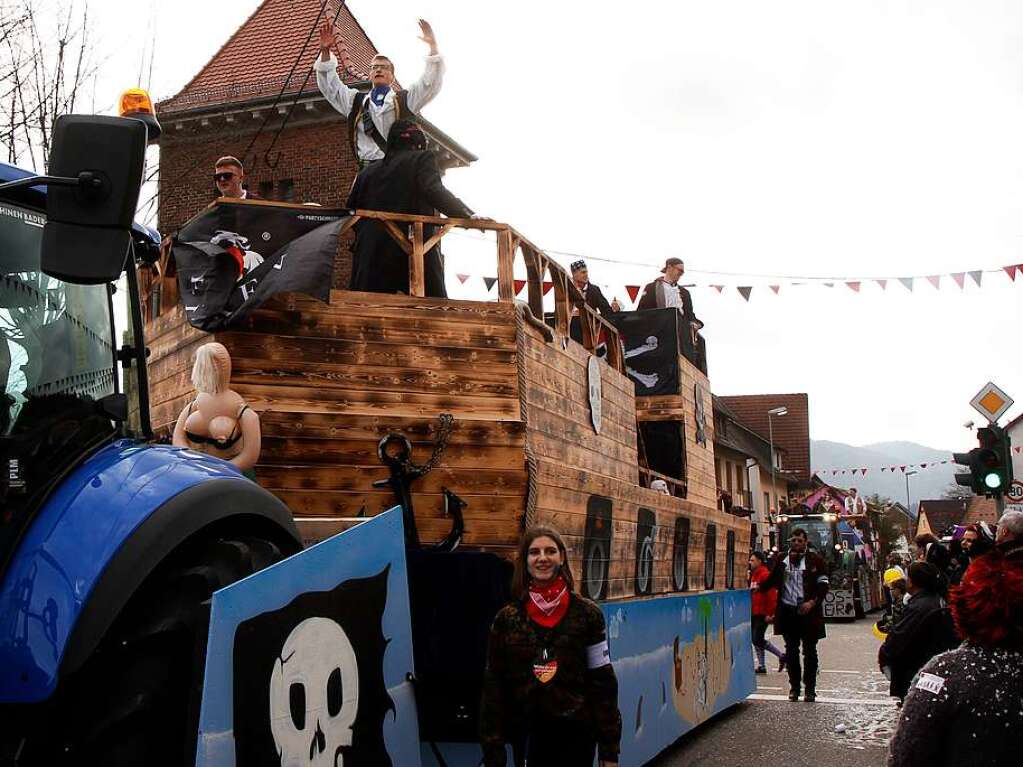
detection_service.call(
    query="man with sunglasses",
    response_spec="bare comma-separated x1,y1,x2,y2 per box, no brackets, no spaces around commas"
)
315,18,444,168
213,156,257,200
756,528,830,702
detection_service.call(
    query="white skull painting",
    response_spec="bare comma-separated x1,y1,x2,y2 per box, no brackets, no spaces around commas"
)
269,617,360,766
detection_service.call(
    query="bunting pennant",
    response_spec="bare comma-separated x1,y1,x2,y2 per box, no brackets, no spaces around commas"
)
900,466,907,472
738,286,753,301
626,285,641,302
1005,264,1019,281
712,285,724,293
542,281,553,296
770,285,780,294
822,282,834,288
846,281,861,292
899,278,914,292
926,275,941,289
875,279,887,290
881,467,888,473
920,463,928,468
514,279,527,296
1015,446,1022,454
951,273,965,290
969,270,983,287
456,273,470,285
862,469,868,476
483,276,497,292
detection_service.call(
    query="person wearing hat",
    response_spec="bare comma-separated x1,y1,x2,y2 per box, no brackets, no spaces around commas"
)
571,260,619,316
637,258,706,372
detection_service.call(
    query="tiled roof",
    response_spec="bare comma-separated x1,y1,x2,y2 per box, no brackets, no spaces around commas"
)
158,0,379,115
718,393,811,481
916,499,967,536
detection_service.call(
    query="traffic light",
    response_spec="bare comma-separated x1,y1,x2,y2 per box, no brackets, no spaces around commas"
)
954,425,1013,497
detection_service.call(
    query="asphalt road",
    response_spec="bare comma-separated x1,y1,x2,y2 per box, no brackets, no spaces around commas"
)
650,618,897,767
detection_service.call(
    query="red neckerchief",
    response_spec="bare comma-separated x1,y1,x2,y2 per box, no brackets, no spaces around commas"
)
526,575,570,628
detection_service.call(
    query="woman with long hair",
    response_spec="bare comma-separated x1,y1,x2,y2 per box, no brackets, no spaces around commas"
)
887,551,1023,765
749,551,786,674
480,527,621,767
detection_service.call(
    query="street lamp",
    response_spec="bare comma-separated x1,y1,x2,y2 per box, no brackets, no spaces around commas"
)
767,406,788,522
905,470,918,517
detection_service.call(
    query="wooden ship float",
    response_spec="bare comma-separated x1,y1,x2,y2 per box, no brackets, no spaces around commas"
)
144,205,750,603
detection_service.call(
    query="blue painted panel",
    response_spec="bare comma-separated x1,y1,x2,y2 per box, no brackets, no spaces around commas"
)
420,589,754,767
196,508,420,767
0,440,249,703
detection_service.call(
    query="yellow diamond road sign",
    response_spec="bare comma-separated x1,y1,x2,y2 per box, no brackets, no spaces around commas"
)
970,381,1014,423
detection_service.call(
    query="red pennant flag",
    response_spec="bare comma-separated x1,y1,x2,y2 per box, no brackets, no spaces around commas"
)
456,273,470,285
738,286,753,301
514,279,527,295
1015,446,1021,454
846,281,861,292
769,285,780,294
542,281,553,296
926,275,941,289
712,285,724,293
1005,264,1019,281
483,277,497,292
951,273,965,289
626,285,641,302
875,279,887,290
862,469,868,476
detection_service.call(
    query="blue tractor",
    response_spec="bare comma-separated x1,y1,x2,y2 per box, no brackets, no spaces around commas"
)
0,105,303,764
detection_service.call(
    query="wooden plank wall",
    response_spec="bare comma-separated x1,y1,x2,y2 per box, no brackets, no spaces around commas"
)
145,290,529,551
521,322,749,600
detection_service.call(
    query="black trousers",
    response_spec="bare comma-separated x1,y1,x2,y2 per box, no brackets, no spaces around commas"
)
514,716,596,767
781,630,819,694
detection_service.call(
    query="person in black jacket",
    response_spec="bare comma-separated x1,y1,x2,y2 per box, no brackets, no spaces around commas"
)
636,258,707,373
758,528,830,702
480,526,621,767
887,551,1023,766
345,120,476,297
878,562,958,702
570,260,619,316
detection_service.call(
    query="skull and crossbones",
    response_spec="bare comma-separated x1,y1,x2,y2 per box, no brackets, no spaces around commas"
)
269,617,360,766
625,335,660,389
210,230,265,275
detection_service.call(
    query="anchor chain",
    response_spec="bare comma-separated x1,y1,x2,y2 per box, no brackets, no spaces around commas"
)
405,413,454,475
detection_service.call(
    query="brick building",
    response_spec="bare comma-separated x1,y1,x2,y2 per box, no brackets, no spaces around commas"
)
155,0,474,287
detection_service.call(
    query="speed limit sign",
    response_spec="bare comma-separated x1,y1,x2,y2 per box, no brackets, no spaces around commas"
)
1007,481,1023,504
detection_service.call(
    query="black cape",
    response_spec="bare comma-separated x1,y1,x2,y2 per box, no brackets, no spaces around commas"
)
346,150,473,298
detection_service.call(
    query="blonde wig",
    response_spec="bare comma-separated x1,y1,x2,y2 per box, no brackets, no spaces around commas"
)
191,342,232,394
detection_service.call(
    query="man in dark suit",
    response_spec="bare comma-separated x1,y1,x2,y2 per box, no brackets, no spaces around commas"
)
571,259,619,316
345,120,476,297
758,528,830,701
637,258,706,374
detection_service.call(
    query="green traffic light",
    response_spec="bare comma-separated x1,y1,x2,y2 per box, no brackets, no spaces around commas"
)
984,472,1003,490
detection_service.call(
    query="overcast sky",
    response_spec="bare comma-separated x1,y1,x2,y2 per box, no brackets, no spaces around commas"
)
88,0,1022,458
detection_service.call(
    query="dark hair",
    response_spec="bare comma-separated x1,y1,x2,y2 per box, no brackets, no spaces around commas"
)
511,526,576,601
952,552,1023,649
915,532,940,547
385,118,426,154
907,561,941,592
791,528,808,539
750,550,767,565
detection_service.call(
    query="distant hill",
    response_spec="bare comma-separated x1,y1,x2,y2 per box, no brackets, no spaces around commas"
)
810,440,957,515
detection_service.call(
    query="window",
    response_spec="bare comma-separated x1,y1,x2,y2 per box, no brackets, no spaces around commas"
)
672,517,690,591
764,492,771,514
278,178,295,202
704,523,717,590
725,530,736,589
714,458,721,489
257,180,273,199
734,464,743,492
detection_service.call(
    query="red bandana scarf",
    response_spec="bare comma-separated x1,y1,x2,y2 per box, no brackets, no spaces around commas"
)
526,575,570,628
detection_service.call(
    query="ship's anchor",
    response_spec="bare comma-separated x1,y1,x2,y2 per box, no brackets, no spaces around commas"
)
374,413,465,552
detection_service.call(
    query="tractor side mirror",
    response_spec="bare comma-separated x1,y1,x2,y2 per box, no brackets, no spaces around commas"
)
41,115,147,284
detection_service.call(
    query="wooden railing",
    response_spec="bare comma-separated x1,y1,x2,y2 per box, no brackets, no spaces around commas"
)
345,210,625,373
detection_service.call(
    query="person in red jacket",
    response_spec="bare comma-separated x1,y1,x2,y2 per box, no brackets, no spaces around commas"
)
749,551,786,674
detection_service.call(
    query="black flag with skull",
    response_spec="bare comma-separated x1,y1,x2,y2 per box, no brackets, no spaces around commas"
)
232,568,394,766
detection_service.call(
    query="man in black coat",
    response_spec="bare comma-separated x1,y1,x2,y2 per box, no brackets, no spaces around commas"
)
878,562,958,702
758,528,830,701
570,260,619,316
345,120,476,297
636,258,706,374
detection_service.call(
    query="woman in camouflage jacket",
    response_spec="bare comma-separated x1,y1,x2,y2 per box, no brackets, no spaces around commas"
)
480,526,622,767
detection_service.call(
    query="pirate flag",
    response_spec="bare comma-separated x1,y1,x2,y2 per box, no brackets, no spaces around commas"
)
614,308,682,396
172,200,350,331
232,568,394,767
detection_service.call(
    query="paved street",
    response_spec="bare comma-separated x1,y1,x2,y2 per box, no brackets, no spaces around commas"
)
652,619,897,766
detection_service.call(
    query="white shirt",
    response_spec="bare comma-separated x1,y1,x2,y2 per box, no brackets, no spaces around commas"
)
657,279,682,310
780,555,806,606
845,494,866,514
314,53,446,162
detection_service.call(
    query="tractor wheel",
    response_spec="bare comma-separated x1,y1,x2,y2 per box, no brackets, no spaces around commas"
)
18,536,285,766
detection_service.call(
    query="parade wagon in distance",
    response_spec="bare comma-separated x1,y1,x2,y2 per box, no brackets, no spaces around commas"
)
144,201,755,765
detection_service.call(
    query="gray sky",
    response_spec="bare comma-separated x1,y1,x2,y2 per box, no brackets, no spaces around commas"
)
91,0,1022,456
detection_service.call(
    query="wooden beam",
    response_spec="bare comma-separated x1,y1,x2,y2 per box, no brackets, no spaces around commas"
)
496,228,515,302
422,223,453,254
354,209,507,231
380,220,413,256
409,221,426,297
